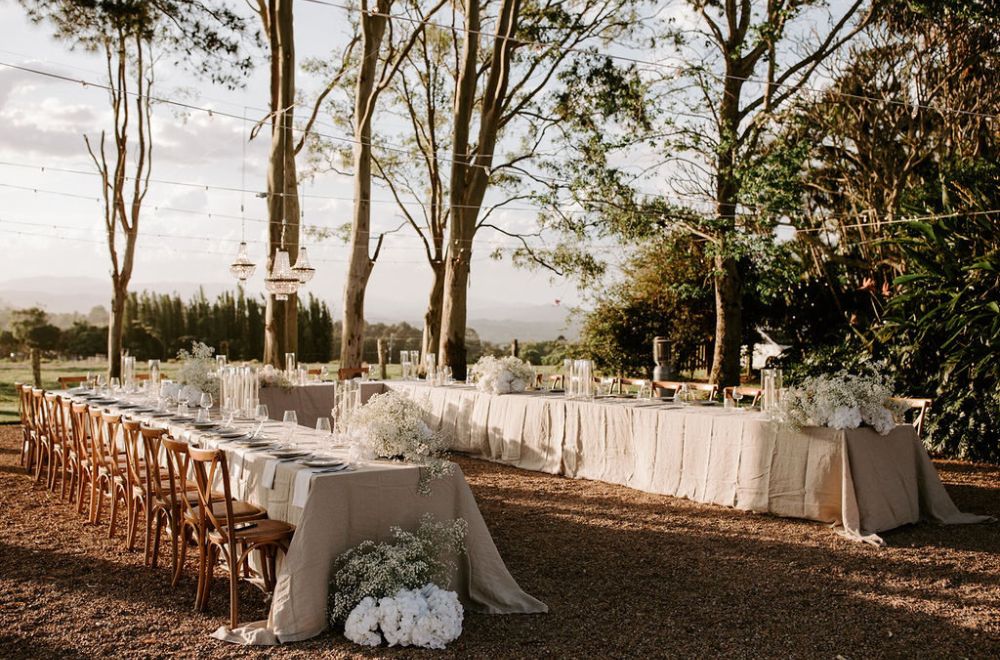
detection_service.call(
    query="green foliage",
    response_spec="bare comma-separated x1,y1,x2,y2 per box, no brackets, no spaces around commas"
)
881,209,1000,461
578,233,714,376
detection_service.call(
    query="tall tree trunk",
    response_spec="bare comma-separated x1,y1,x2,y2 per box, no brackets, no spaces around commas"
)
439,0,518,381
340,5,387,369
108,286,126,378
263,0,299,367
420,260,445,359
708,74,744,388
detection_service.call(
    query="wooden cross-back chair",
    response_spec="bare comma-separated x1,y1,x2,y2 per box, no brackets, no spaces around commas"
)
68,402,94,516
187,446,290,627
121,419,156,554
535,373,564,390
652,380,718,400
16,383,36,472
616,377,650,396
890,397,933,437
723,386,762,407
44,392,70,497
57,375,88,389
338,366,370,381
31,388,53,487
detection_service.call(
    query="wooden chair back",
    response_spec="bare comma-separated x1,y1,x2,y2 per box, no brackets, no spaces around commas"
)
70,402,91,465
307,368,322,376
723,386,762,407
140,427,174,505
616,377,650,395
651,380,718,400
121,419,146,496
890,397,932,437
45,392,67,448
162,437,196,524
536,373,564,390
187,447,237,540
58,376,88,389
15,382,30,427
98,411,126,482
31,389,51,439
338,366,370,381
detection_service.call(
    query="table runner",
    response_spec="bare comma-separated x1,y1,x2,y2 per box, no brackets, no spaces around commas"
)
382,382,990,544
70,394,546,645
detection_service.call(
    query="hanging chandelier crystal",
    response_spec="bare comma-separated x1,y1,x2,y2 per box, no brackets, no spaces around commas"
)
264,248,300,301
291,246,315,283
229,240,256,282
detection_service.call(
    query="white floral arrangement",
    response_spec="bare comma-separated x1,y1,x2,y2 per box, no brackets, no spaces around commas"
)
345,585,463,649
773,371,903,435
175,341,219,398
349,391,453,492
330,515,467,649
259,363,293,389
469,355,535,394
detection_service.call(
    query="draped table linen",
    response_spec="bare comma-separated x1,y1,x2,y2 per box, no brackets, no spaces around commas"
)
380,382,990,544
258,383,336,429
79,395,547,645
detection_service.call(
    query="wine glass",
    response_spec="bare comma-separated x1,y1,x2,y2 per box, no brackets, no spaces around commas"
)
282,410,298,444
199,392,214,418
732,388,744,409
253,404,269,438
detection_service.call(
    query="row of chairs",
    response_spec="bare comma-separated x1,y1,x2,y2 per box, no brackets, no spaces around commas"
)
16,382,294,628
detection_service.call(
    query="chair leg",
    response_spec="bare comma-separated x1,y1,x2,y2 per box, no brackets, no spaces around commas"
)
173,525,189,588
108,488,119,539
126,498,140,551
144,505,155,566
77,471,88,515
229,547,241,628
151,511,164,568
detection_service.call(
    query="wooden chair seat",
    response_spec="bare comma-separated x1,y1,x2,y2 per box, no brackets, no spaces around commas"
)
210,518,291,545
194,499,267,522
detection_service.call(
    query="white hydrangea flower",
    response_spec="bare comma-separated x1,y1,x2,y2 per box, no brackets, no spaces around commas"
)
470,355,535,394
774,370,899,435
344,585,464,650
343,597,382,647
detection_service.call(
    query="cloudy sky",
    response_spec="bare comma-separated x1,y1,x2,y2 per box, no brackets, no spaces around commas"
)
0,1,587,321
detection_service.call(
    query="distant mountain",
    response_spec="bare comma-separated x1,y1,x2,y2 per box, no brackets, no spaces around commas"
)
0,277,580,342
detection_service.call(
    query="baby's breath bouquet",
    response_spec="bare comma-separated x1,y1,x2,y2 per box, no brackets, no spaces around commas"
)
330,515,468,649
470,355,534,394
349,391,453,492
774,370,903,435
175,341,219,398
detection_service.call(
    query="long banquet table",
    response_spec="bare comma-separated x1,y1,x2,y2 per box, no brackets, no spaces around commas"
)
68,391,547,645
374,382,990,545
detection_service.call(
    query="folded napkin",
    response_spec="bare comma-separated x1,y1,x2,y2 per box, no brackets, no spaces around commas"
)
291,468,316,509
262,459,279,489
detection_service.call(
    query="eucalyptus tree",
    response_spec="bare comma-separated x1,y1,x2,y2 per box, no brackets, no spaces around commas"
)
437,0,645,379
20,0,253,377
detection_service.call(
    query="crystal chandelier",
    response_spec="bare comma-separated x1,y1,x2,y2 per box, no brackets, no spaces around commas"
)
264,247,300,301
229,240,256,282
291,246,315,283
230,116,257,284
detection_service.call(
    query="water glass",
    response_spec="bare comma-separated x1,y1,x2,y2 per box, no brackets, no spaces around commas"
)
178,402,190,417
282,410,298,444
316,417,332,434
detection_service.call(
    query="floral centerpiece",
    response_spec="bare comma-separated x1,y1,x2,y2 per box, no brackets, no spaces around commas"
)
330,515,468,649
773,370,903,435
259,363,293,389
175,341,219,398
469,355,534,394
348,391,453,492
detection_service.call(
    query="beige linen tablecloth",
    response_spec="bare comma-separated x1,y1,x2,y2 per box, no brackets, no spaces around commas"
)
383,383,990,544
83,400,546,646
259,383,336,429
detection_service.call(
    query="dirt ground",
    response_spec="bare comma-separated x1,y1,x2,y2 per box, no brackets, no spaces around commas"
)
1,424,998,659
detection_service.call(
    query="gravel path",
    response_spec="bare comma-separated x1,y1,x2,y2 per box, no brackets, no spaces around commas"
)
1,425,998,658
